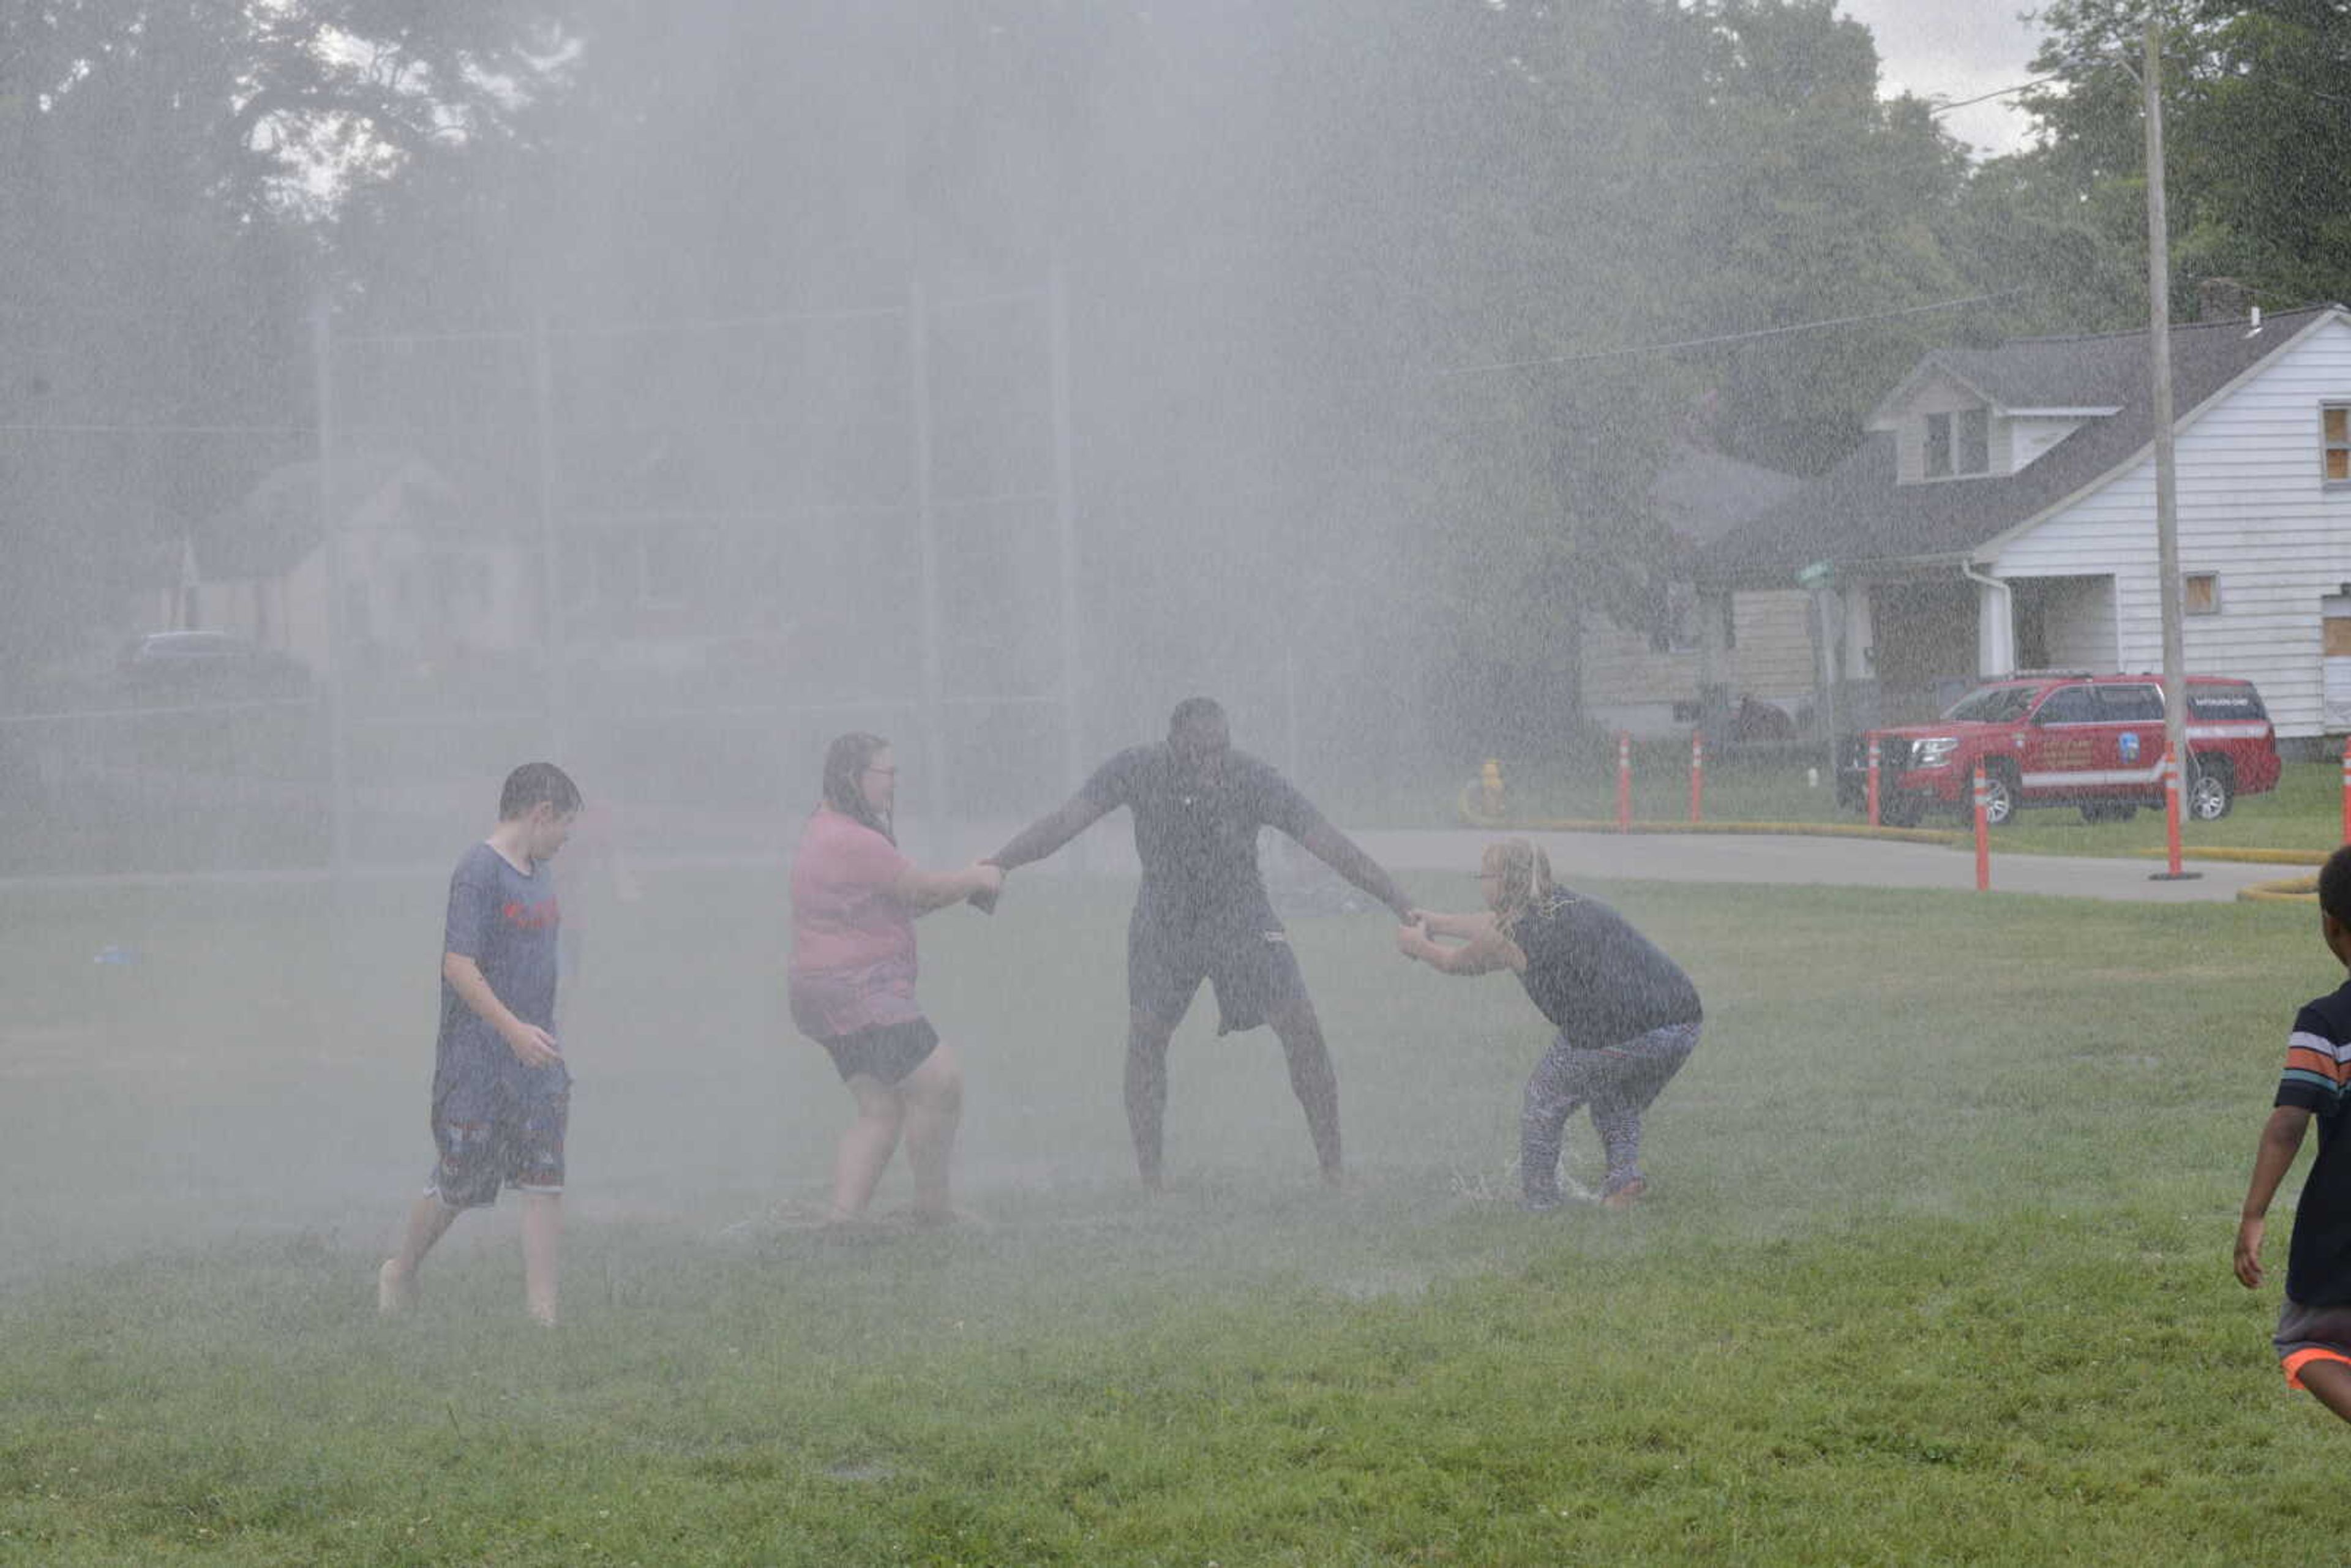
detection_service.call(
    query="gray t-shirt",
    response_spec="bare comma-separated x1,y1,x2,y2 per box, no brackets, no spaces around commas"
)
1081,744,1321,916
432,841,567,1117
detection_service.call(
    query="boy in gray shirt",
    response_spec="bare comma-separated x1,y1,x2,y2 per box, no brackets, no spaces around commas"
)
379,762,580,1326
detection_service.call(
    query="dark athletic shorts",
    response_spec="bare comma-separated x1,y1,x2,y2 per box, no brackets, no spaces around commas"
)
427,1081,568,1209
820,1017,941,1086
2275,1296,2351,1390
1128,899,1306,1035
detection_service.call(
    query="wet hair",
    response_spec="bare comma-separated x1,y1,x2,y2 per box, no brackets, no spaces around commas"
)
820,732,894,843
2321,843,2351,927
1168,696,1226,737
498,762,580,821
1483,838,1571,936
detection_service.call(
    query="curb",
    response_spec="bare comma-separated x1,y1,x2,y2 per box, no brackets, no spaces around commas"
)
2132,846,2330,867
1456,783,1962,846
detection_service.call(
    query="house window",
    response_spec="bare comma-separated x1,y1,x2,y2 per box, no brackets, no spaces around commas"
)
2183,572,2220,615
1925,409,1990,479
1648,581,1700,654
1958,408,1990,475
2325,403,2351,482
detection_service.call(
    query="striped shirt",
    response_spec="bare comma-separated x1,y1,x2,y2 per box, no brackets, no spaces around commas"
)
2276,979,2351,1305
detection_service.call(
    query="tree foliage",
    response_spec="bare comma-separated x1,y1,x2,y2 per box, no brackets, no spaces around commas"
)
2009,0,2351,319
27,0,2339,759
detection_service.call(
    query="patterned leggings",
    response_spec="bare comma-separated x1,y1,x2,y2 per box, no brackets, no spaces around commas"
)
1520,1019,1700,1202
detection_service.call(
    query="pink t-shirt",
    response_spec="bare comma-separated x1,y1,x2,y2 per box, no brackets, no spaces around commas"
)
787,806,921,1040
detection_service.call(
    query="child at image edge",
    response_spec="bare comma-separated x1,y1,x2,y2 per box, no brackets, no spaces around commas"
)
380,762,580,1326
2237,841,2351,1422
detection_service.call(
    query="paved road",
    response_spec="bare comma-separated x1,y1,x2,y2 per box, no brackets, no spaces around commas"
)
1349,828,2290,903
0,822,2293,904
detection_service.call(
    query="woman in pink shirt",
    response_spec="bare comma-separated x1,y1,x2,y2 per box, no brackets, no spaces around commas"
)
789,732,1003,1223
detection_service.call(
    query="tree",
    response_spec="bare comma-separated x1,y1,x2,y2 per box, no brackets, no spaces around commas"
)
0,1,567,686
2010,0,2351,318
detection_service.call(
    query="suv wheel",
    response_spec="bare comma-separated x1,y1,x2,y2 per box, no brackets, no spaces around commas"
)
1976,762,2020,827
2188,757,2235,821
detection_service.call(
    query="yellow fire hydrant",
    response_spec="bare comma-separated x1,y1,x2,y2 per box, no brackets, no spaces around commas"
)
1480,757,1505,816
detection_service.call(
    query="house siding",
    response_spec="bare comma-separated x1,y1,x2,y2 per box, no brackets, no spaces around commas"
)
1580,590,1813,730
1985,316,2351,738
2038,577,2117,671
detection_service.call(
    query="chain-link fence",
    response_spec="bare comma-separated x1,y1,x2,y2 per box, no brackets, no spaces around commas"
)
0,274,1085,880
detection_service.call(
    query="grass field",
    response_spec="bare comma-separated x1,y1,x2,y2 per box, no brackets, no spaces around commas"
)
1,862,2345,1564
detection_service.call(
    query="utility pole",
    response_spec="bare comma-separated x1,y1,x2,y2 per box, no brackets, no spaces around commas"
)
2143,13,2191,818
312,297,351,892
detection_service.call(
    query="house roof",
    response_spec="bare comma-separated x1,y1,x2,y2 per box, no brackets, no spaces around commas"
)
1651,441,1804,545
1700,305,2348,587
192,452,478,579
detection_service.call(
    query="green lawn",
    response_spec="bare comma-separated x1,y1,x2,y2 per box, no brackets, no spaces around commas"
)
1,867,2344,1564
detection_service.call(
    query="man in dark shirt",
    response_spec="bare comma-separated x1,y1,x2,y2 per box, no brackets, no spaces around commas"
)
985,697,1412,1189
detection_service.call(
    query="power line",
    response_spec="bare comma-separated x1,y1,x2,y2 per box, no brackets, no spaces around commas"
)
0,421,310,436
1926,73,2068,118
1427,288,2033,381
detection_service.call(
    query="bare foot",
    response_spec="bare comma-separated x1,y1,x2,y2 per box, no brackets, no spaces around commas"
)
528,1301,560,1328
377,1259,417,1316
1600,1177,1647,1210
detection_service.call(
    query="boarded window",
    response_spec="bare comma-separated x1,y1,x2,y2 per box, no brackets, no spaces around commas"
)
2326,403,2351,482
2182,572,2219,615
2325,617,2351,657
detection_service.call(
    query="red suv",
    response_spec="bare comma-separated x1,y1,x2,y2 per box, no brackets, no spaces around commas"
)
1842,673,2281,827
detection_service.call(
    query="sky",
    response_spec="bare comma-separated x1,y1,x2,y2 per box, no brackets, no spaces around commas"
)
1839,1,2053,160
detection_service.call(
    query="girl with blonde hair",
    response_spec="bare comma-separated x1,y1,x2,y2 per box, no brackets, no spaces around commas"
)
1397,838,1701,1210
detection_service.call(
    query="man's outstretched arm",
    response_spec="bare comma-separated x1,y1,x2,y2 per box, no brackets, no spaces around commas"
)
988,793,1111,872
1297,818,1412,920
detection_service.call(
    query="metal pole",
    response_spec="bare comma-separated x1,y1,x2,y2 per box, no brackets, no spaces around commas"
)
533,311,569,765
2144,17,2191,817
311,297,351,888
1048,247,1087,826
909,280,948,848
1283,639,1301,784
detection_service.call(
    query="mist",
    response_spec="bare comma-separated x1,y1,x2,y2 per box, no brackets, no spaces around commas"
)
0,0,2086,1272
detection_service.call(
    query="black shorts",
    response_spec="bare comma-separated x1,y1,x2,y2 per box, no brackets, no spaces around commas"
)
427,1083,569,1209
820,1018,941,1085
1128,899,1306,1034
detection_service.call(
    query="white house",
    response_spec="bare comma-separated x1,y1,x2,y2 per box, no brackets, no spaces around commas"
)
1577,441,1813,738
155,452,541,678
1698,304,2351,745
